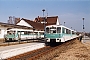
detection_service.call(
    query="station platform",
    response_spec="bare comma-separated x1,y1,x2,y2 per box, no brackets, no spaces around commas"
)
0,42,45,59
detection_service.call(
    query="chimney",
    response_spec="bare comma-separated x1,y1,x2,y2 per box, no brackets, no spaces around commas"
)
8,16,13,24
15,18,20,24
37,16,40,22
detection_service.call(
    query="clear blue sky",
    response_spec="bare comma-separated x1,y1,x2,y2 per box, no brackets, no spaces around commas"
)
0,0,90,32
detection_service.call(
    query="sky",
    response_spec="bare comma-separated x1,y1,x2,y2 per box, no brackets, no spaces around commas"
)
0,0,90,32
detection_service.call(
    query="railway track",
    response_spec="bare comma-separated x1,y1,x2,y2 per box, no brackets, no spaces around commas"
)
5,38,79,60
0,39,42,47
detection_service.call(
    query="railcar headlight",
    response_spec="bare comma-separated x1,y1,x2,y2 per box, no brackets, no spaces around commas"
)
59,39,60,41
57,39,59,40
56,39,61,42
46,38,50,42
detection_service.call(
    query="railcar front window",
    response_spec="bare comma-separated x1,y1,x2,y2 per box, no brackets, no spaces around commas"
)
46,27,49,33
50,30,56,33
57,27,61,33
50,27,56,33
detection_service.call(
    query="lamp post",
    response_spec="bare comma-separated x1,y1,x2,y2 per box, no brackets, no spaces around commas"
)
71,27,72,29
42,9,45,17
42,9,45,38
82,18,85,32
82,18,85,42
64,22,65,26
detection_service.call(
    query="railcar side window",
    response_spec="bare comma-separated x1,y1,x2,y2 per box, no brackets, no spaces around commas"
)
66,29,69,34
24,31,28,35
21,32,24,34
46,27,49,33
28,31,32,35
40,32,44,35
57,27,61,33
72,31,75,34
0,29,1,34
68,30,71,34
66,29,71,34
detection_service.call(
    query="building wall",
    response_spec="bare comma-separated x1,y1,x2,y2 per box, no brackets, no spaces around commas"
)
0,27,7,38
17,20,33,28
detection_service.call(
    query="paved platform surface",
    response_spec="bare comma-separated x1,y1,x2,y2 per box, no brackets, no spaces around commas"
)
0,42,45,59
82,36,90,43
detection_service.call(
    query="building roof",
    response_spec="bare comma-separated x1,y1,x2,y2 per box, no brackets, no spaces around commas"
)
21,18,44,30
0,22,32,29
34,16,58,26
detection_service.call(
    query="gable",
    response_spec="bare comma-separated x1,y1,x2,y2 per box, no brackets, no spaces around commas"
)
21,18,44,30
17,20,33,28
56,18,60,25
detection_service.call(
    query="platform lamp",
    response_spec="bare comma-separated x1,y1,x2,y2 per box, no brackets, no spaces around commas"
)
71,27,72,29
64,22,65,26
42,9,45,38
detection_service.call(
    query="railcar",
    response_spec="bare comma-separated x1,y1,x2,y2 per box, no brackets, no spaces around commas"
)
4,28,44,41
45,25,78,45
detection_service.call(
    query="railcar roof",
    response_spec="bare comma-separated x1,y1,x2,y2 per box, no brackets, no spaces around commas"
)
7,28,44,32
46,25,76,32
7,28,33,32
